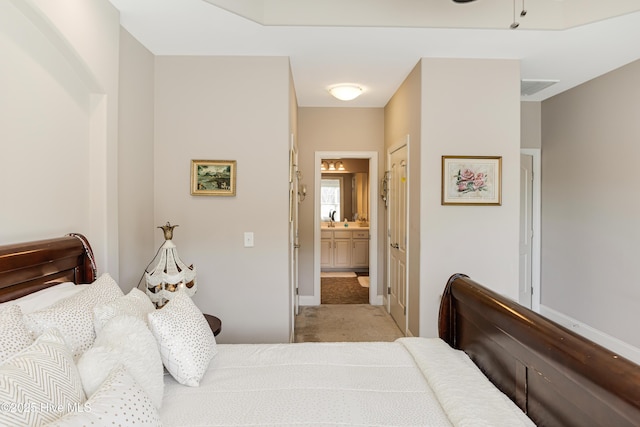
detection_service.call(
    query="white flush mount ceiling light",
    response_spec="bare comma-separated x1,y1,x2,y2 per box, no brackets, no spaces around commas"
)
328,84,363,101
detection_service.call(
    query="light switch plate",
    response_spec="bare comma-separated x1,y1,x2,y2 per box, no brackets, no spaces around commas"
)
244,232,254,247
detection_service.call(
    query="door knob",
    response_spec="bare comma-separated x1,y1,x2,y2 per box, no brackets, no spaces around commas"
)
391,243,399,249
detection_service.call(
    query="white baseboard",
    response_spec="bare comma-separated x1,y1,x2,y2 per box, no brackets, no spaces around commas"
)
540,305,640,365
298,296,318,306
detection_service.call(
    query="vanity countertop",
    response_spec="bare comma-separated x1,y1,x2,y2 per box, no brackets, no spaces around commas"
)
321,222,369,230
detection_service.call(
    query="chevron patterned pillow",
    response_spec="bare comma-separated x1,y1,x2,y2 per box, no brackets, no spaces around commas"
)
0,328,86,426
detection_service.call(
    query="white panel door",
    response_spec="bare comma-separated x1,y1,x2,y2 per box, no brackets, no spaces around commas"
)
519,154,533,309
389,144,408,332
289,137,300,321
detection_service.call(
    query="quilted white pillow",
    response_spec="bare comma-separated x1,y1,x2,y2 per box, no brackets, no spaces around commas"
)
93,287,155,333
0,305,33,361
45,364,162,427
148,290,217,386
0,328,86,427
77,315,164,408
24,273,124,359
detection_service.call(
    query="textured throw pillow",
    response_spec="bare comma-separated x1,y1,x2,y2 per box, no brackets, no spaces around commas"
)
24,273,124,359
45,365,162,427
148,290,216,386
0,305,33,361
77,315,164,409
0,328,86,427
93,287,155,333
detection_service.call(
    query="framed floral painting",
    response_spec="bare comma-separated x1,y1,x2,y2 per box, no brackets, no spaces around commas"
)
441,156,502,205
191,160,236,196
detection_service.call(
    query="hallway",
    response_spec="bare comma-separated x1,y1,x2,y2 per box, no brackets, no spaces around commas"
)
294,304,404,343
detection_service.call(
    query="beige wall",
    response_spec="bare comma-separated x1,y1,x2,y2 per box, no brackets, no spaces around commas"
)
154,56,292,343
541,59,640,348
297,108,385,299
420,58,521,337
384,62,423,336
0,0,120,277
117,28,156,291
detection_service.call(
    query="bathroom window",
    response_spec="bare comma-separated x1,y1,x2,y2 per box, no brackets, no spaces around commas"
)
320,178,341,221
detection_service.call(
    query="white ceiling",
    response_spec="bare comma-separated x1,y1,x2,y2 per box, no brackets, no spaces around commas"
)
109,0,640,107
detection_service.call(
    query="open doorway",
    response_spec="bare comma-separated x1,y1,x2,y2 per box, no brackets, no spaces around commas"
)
313,151,379,306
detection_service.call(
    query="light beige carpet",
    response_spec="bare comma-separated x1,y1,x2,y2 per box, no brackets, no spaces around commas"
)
294,304,404,343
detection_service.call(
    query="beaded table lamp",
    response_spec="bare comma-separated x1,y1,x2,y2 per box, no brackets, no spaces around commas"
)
144,222,197,307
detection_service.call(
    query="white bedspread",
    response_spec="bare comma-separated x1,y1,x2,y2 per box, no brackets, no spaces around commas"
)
160,338,534,427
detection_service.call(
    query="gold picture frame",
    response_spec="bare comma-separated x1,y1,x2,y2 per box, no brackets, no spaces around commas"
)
191,160,236,196
441,156,502,205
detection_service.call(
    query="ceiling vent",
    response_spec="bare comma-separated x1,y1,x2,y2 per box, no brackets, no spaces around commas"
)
521,79,558,96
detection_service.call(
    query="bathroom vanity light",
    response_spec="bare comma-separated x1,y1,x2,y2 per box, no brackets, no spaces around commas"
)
328,84,363,101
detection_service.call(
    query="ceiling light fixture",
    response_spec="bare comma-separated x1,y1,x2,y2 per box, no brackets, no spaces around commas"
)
328,84,363,101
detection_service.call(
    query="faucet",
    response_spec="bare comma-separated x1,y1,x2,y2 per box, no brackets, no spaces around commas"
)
329,210,336,227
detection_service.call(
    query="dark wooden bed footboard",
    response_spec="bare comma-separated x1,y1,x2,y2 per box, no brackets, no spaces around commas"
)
0,234,96,303
439,273,640,427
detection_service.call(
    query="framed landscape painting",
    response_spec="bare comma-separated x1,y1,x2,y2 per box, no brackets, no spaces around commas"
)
191,160,236,196
441,156,501,205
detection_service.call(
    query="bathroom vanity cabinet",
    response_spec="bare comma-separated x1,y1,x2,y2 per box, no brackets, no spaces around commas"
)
321,229,369,269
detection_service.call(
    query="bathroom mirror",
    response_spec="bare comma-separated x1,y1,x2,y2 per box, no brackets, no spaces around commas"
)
320,159,369,223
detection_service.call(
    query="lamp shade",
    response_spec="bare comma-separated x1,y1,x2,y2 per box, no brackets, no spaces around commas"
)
145,222,197,307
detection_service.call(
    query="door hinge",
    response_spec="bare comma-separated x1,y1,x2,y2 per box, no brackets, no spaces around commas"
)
387,287,391,295
404,307,407,315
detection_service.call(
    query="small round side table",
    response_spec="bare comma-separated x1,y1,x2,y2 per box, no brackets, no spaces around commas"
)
203,314,222,337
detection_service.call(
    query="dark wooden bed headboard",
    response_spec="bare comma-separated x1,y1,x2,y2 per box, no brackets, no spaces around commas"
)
0,233,96,303
439,273,640,427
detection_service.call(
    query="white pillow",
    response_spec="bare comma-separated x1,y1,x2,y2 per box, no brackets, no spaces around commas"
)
77,315,164,408
0,328,86,427
148,290,216,386
23,273,124,359
93,287,155,333
0,305,33,361
45,365,162,427
1,282,88,314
